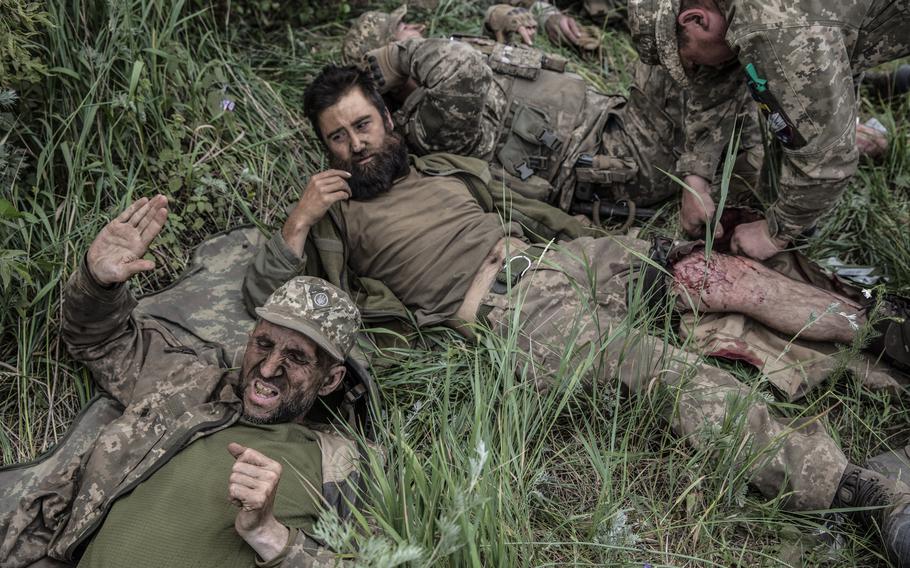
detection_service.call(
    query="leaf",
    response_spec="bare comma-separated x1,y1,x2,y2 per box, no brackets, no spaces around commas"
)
0,199,21,219
128,60,145,99
48,66,80,80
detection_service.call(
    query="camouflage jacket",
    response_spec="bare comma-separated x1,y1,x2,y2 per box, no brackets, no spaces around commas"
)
370,37,628,209
243,152,599,330
679,0,909,238
0,262,360,567
370,38,713,210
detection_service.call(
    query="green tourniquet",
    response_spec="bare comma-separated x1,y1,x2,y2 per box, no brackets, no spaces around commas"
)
78,420,323,568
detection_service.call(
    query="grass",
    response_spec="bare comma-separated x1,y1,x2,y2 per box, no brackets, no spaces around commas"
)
1,0,909,566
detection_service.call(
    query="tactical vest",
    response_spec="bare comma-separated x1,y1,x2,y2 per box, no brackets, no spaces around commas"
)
454,36,590,204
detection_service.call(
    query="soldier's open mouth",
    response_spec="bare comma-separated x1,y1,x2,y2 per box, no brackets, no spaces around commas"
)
249,378,280,405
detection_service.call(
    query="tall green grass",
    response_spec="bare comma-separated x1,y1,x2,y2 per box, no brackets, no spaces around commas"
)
1,1,908,566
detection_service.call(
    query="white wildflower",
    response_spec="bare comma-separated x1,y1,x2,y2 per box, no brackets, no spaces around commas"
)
837,312,860,331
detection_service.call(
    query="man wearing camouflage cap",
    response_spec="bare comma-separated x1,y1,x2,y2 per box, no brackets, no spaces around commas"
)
0,195,362,567
628,0,910,260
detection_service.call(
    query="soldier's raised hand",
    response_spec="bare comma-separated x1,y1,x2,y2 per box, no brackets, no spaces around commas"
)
86,195,169,285
282,169,351,256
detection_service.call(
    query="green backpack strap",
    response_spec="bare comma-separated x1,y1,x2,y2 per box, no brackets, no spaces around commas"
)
412,153,600,243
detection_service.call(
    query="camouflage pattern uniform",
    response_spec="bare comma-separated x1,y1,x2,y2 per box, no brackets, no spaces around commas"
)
238,152,852,511
629,0,910,239
365,36,685,211
478,236,848,510
0,264,362,567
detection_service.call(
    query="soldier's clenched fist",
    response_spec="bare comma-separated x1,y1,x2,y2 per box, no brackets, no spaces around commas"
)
227,442,290,562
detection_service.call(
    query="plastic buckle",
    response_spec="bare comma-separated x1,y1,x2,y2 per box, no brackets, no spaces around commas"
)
515,162,535,180
538,130,561,151
527,156,549,170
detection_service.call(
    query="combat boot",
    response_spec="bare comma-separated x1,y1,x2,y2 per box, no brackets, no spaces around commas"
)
865,293,910,373
832,465,910,567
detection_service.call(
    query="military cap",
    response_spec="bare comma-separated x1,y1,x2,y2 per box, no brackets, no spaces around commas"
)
628,0,689,86
342,5,407,64
256,276,361,362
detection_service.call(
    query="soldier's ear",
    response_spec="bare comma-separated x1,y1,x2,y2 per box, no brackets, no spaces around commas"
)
677,8,709,31
383,109,394,133
318,364,346,396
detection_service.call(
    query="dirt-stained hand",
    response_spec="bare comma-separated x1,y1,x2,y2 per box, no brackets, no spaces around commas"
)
227,442,290,561
855,122,888,160
86,195,169,285
679,175,722,239
546,14,582,45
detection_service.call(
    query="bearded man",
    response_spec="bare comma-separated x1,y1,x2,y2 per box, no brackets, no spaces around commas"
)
242,64,910,565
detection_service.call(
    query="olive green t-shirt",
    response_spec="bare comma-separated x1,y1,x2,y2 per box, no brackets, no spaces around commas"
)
342,166,522,326
78,421,323,568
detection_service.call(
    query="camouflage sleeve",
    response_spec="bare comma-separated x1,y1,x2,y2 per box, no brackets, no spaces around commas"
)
369,38,493,156
734,28,859,239
676,61,746,183
61,261,179,406
242,232,307,315
259,530,348,567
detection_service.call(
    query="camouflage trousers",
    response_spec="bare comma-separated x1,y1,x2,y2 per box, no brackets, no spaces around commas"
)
478,235,847,510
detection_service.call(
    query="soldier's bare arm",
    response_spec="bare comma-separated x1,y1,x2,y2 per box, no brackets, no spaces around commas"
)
227,442,353,566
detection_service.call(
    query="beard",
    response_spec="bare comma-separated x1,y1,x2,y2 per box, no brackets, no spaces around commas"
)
330,130,410,200
237,366,321,425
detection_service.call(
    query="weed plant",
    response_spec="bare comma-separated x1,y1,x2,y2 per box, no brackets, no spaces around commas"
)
1,1,908,566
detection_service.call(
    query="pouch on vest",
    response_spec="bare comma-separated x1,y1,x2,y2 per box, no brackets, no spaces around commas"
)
488,43,543,80
490,163,553,202
497,103,563,182
572,154,638,203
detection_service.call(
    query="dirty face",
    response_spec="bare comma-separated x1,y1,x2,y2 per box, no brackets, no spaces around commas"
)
238,319,344,424
318,87,409,200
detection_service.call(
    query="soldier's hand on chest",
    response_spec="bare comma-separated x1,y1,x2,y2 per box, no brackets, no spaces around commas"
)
227,442,291,561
